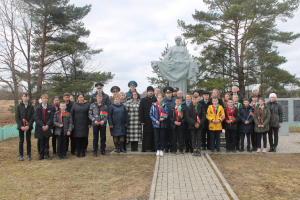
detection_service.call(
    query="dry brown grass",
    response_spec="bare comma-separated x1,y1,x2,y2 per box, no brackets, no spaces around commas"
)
0,100,15,126
0,129,156,200
210,154,300,200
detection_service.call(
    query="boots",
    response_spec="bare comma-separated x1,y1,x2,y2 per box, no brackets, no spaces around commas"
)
134,142,138,151
120,142,126,153
77,149,81,157
268,147,273,152
114,142,120,153
82,149,86,157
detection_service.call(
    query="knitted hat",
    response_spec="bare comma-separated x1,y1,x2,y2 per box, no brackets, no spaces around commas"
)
269,93,277,99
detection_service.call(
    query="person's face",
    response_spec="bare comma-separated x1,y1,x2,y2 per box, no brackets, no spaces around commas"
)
42,97,48,104
63,95,70,102
175,99,182,106
173,91,177,97
22,95,29,103
112,91,119,96
78,95,84,103
253,90,258,95
132,93,138,100
185,95,191,102
203,94,209,100
70,96,74,102
97,88,103,93
259,99,265,106
97,96,103,104
233,96,239,102
175,38,181,46
147,90,154,97
212,91,218,97
225,94,230,101
53,98,59,105
114,97,120,104
252,97,258,103
166,93,172,99
177,91,183,98
120,93,125,100
130,86,136,92
243,100,249,107
232,87,238,93
155,89,160,95
60,104,66,111
192,98,198,104
212,99,218,105
194,92,199,97
157,96,163,102
270,97,276,102
227,100,233,107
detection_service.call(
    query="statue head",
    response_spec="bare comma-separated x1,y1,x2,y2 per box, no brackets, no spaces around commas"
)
175,36,182,46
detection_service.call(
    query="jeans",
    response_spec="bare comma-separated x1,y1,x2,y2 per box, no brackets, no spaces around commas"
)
225,130,236,150
172,128,184,152
154,128,165,151
39,137,50,157
210,131,221,151
268,127,279,148
93,126,106,152
57,133,68,157
257,132,267,148
19,129,32,156
240,132,251,149
191,129,202,149
164,127,173,151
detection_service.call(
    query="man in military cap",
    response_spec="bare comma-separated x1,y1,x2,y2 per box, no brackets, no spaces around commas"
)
199,90,212,150
162,86,175,153
173,87,179,98
110,86,121,103
90,82,110,106
126,81,141,100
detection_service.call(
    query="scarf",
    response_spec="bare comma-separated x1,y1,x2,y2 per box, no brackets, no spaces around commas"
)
156,102,162,118
186,101,192,107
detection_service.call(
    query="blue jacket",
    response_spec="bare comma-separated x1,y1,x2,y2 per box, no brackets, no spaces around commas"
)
238,105,254,134
170,105,186,129
162,97,175,127
149,102,169,128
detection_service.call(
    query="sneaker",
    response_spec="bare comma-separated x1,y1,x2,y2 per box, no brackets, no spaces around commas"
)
179,149,184,155
159,150,164,157
232,150,236,153
45,155,52,160
57,156,62,160
156,151,160,156
193,149,198,156
93,152,97,157
19,155,24,161
256,148,261,153
38,155,44,160
217,149,221,152
197,149,201,157
239,148,244,152
101,152,107,155
226,150,230,153
63,156,67,159
27,155,32,161
172,151,176,155
262,148,267,153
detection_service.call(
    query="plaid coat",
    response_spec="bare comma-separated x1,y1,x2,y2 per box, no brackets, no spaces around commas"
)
124,99,142,141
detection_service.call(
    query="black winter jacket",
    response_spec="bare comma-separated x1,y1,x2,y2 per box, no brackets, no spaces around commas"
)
186,103,206,130
33,103,54,138
15,101,34,130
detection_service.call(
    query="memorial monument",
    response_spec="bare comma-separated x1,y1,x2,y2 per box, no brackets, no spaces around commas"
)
151,36,201,95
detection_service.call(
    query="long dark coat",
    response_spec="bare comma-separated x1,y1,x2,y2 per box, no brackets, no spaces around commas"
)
267,101,283,128
71,102,90,138
199,99,212,129
33,103,54,139
108,103,129,136
139,96,157,133
239,105,254,134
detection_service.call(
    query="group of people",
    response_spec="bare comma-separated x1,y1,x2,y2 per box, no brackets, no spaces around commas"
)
15,81,282,161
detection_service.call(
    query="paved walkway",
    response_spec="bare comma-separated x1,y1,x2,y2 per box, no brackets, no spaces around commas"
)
150,154,232,200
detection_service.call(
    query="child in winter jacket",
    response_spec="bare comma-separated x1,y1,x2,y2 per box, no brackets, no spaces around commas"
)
206,97,225,152
224,98,240,153
239,99,254,152
150,94,168,156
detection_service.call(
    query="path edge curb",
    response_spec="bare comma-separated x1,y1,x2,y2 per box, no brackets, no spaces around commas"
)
206,153,239,200
149,156,160,200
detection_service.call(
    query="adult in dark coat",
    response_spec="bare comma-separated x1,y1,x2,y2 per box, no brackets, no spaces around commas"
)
71,93,91,157
208,89,224,108
90,82,111,106
33,94,54,160
199,91,212,150
63,93,75,154
249,88,263,103
15,92,35,161
139,86,157,152
230,86,243,104
108,94,129,153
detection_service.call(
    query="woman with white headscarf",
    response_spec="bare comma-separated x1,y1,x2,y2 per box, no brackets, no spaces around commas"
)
267,93,283,153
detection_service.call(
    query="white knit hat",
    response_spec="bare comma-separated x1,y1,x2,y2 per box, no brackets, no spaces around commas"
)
269,93,277,99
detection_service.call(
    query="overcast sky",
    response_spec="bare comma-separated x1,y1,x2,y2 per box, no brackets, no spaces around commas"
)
70,0,300,95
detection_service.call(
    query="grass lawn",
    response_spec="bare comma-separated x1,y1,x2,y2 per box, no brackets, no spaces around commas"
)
210,154,300,200
0,128,156,200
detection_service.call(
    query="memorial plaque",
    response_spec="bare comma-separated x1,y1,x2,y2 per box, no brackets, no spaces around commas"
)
293,100,300,121
277,100,288,122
